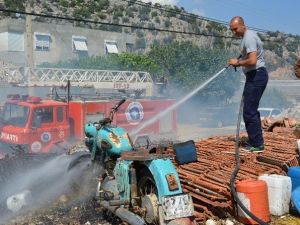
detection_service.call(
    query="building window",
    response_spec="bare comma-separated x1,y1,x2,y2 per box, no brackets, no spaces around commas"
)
8,32,24,52
72,36,88,52
105,40,118,54
34,32,51,51
126,43,134,52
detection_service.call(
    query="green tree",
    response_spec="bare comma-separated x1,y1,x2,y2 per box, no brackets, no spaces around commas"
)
41,53,161,75
148,41,240,103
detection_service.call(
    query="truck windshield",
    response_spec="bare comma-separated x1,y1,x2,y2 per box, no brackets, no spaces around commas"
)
1,103,29,127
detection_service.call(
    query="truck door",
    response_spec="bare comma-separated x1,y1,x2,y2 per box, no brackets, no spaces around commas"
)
29,106,58,153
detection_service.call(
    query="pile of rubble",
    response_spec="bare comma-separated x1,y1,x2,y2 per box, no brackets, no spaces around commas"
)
261,116,300,132
167,120,300,223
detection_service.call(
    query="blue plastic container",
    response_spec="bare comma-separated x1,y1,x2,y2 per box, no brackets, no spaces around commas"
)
288,166,300,215
288,167,300,191
173,140,197,165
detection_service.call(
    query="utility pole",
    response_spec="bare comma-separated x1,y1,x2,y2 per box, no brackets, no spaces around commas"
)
25,2,34,95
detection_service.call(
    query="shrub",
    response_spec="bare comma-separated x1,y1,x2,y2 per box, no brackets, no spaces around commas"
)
125,8,134,18
59,0,68,7
122,17,130,23
73,7,90,19
97,0,109,10
164,19,171,28
151,11,158,18
4,0,25,10
98,13,107,20
113,9,123,18
154,16,160,24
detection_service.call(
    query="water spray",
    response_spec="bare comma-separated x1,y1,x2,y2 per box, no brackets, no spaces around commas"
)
130,66,229,136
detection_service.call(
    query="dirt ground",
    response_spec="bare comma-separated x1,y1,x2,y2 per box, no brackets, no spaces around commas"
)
6,194,300,225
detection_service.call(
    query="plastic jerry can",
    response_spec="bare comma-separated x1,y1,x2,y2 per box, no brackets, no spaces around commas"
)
259,174,291,216
236,180,270,224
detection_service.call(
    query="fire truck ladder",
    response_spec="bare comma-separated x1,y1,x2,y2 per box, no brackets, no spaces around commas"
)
0,63,154,96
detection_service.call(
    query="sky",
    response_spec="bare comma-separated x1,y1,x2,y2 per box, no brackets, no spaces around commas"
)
142,0,300,35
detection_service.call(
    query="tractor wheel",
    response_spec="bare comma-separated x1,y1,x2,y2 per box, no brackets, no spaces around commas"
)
137,169,158,197
137,169,159,224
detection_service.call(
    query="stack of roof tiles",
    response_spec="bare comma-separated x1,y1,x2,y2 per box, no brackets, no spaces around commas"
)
168,129,299,222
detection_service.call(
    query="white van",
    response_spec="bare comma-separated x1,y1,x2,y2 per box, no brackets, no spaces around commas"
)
240,107,282,129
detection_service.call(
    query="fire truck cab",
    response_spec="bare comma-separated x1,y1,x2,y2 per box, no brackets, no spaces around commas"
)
0,95,71,155
0,94,177,158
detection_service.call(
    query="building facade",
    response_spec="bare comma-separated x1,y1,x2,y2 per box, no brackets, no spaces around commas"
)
0,18,136,66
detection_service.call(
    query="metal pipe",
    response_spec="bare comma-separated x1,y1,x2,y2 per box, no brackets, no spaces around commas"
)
109,199,129,206
130,167,138,199
67,79,70,103
100,200,146,225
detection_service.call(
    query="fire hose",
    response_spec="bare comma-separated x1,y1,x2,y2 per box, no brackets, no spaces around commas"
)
230,96,269,225
222,54,269,224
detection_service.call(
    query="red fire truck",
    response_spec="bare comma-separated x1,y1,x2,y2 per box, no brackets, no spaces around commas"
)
0,93,177,158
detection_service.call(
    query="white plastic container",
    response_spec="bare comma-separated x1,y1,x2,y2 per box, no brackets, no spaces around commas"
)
297,139,300,153
6,190,32,212
259,174,291,216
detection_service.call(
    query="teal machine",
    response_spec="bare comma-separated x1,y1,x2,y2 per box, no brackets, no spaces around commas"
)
84,98,194,225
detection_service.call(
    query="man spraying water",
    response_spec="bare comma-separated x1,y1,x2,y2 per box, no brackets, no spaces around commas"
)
228,16,269,153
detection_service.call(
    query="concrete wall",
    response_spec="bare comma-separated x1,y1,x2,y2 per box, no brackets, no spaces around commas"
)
0,18,136,66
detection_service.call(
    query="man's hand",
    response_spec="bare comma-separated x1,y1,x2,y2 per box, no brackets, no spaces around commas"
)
228,58,240,67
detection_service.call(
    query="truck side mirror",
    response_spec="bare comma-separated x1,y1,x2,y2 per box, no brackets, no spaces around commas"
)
32,115,42,128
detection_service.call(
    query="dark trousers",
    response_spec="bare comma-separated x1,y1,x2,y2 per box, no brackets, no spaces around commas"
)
243,67,268,147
